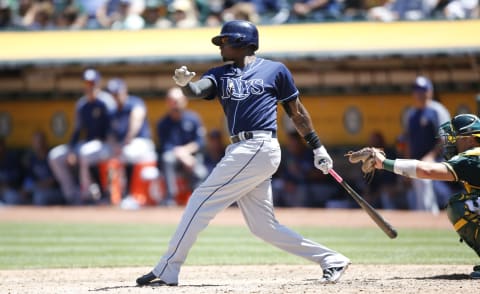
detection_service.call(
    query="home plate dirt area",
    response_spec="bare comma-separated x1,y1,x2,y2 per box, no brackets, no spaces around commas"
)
0,207,478,293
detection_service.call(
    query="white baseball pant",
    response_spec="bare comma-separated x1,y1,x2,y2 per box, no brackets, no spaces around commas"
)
151,132,350,284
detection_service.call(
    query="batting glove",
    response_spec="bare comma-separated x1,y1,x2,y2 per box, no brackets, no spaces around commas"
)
173,66,196,87
313,146,333,174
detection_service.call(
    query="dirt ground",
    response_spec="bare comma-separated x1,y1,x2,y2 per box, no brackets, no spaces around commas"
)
1,206,478,293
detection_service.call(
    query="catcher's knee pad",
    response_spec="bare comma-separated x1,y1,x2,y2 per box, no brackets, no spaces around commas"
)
447,196,480,257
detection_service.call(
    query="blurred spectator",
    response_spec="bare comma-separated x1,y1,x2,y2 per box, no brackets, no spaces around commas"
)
219,0,290,24
0,0,13,29
54,1,85,30
222,1,260,23
0,137,23,205
94,0,120,28
21,130,65,206
430,0,479,19
10,0,35,29
142,0,171,28
105,78,157,199
169,0,199,28
156,87,207,206
255,0,291,24
273,132,310,207
341,0,367,20
28,1,56,30
75,0,107,29
289,0,342,22
48,68,115,205
198,0,224,26
203,128,226,174
273,131,338,207
404,75,448,214
97,0,146,30
418,76,463,209
366,0,429,21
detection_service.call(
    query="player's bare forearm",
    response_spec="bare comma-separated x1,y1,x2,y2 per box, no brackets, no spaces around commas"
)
282,98,315,136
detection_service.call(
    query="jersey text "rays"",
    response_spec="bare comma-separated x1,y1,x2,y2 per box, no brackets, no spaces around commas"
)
220,77,264,100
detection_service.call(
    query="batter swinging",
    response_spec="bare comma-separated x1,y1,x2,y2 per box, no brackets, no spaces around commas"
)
136,20,350,286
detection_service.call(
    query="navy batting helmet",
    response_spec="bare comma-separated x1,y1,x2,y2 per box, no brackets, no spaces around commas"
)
212,20,259,51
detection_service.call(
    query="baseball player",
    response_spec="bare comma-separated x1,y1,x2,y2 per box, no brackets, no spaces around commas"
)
404,76,451,214
156,87,207,206
48,68,115,204
348,113,480,279
136,20,350,286
105,78,157,199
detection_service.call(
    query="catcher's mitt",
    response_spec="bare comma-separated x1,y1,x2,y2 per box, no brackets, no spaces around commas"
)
344,147,385,183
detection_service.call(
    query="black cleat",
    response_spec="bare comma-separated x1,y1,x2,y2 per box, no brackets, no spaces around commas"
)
136,272,178,286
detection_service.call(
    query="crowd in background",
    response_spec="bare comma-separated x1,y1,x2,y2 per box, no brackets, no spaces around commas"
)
0,0,478,31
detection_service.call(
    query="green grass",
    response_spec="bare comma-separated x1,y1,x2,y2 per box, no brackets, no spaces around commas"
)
0,223,477,269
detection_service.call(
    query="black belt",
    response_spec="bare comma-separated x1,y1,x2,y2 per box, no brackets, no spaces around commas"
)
230,131,276,143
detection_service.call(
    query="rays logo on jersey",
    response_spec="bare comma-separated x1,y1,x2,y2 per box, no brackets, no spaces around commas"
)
220,77,264,100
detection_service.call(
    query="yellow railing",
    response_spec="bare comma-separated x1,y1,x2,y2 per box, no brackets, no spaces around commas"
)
1,20,479,64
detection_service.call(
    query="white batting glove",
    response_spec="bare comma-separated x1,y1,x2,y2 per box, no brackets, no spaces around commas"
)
313,146,333,174
172,66,196,87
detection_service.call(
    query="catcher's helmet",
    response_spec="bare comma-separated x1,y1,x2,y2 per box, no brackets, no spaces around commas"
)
438,114,480,159
451,114,480,136
212,20,259,51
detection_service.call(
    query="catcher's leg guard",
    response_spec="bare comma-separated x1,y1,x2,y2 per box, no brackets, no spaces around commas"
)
446,195,480,257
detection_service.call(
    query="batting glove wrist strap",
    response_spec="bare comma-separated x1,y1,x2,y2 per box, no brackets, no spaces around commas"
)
303,131,322,149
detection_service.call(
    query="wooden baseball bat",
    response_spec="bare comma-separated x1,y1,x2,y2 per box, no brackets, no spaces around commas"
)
329,169,398,239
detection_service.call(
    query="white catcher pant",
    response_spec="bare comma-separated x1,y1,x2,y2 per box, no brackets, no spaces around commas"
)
152,134,350,284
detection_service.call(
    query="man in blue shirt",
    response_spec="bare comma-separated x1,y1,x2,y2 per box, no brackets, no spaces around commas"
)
106,78,157,203
405,76,450,214
22,131,64,205
48,68,114,204
137,20,349,286
156,87,207,206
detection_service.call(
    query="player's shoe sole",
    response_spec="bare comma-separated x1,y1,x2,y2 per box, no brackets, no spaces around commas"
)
320,264,350,284
136,272,178,286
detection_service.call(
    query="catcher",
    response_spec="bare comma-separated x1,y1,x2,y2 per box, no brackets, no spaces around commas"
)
346,113,480,279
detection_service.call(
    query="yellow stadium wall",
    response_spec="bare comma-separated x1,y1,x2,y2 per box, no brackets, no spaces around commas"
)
1,93,477,149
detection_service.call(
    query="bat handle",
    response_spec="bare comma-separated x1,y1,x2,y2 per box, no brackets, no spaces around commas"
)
328,169,343,183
